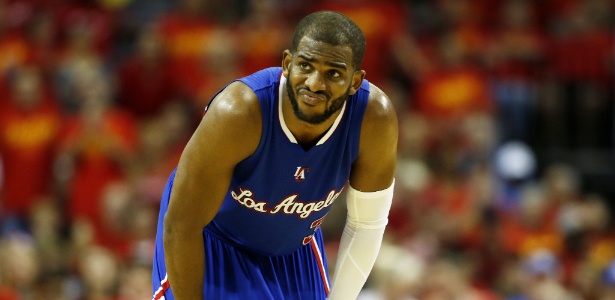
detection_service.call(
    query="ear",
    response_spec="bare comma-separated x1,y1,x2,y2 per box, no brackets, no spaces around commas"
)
348,70,366,95
282,50,292,78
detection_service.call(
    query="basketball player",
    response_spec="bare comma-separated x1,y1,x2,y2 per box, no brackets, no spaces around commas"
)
152,11,398,300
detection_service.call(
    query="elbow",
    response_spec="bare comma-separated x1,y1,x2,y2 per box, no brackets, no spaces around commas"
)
162,212,204,247
162,213,178,248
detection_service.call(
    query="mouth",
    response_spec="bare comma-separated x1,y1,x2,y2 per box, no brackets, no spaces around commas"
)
298,90,327,106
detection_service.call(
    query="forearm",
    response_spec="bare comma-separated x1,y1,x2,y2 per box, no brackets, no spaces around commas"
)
328,181,394,300
163,220,205,300
328,222,386,299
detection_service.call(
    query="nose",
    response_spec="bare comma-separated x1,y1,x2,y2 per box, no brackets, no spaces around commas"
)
304,71,326,92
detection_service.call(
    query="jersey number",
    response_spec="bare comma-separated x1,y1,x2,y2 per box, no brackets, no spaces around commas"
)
302,215,326,245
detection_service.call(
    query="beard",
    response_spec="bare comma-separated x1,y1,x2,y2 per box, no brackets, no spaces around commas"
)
286,75,349,125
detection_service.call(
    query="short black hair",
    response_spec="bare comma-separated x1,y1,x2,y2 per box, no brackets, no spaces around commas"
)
290,11,366,70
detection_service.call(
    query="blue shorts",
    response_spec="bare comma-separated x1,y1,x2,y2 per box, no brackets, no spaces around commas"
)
152,170,331,300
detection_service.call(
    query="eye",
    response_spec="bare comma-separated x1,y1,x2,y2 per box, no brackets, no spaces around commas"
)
299,62,311,70
329,70,341,78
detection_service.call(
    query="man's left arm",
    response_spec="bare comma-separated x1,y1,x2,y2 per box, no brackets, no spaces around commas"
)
328,84,398,299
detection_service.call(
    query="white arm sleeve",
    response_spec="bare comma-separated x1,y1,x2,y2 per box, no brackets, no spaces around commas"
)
327,180,394,300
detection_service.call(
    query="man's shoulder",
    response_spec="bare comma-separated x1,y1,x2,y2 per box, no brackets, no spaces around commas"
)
363,83,396,124
239,67,283,92
200,81,263,158
206,81,262,133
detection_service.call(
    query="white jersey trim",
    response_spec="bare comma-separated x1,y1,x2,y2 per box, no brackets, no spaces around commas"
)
310,238,331,295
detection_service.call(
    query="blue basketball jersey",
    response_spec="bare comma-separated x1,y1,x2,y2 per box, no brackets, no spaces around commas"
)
208,67,369,256
152,67,371,299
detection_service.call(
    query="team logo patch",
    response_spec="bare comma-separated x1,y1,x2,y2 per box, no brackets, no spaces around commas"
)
294,166,310,182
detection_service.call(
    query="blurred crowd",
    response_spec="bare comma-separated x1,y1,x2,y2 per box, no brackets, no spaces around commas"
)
0,0,613,299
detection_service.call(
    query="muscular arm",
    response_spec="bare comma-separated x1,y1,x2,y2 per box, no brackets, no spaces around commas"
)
162,82,262,300
349,85,398,191
328,84,398,299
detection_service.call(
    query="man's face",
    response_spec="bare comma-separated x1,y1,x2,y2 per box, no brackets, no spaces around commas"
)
283,37,362,125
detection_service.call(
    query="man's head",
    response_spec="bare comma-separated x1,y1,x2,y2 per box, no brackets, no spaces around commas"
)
290,11,365,70
283,11,366,125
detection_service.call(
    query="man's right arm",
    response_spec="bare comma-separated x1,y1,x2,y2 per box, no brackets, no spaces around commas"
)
162,81,262,300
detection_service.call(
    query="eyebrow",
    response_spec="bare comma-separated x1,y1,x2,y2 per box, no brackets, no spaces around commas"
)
298,54,348,70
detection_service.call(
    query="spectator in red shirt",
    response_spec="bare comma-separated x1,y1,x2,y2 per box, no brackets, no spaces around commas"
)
116,22,178,119
53,25,105,114
408,31,494,143
485,0,546,143
0,64,62,223
131,101,191,206
57,64,138,244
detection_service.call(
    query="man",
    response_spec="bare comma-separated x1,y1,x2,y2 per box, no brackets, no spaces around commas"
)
152,10,398,300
